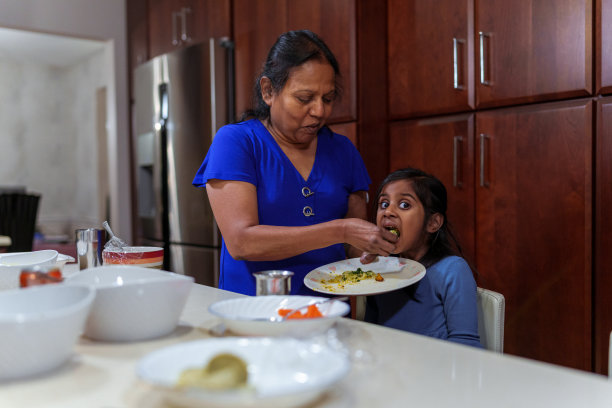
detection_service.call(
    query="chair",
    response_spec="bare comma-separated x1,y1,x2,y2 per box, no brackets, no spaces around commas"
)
0,193,41,252
477,287,506,353
608,331,612,379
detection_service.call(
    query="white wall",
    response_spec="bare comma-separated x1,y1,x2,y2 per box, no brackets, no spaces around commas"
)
0,0,132,242
0,53,106,235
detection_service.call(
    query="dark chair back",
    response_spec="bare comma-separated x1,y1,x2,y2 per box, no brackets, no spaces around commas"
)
0,193,41,252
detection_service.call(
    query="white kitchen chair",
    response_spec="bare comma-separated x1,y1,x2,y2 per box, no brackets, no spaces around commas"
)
477,287,506,353
608,331,612,379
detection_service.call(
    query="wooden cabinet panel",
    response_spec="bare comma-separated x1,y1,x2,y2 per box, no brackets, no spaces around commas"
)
148,0,230,59
388,114,475,264
476,99,592,370
594,97,612,375
597,0,612,94
233,0,356,123
127,0,148,69
287,0,356,123
476,0,592,108
329,122,357,147
387,0,474,119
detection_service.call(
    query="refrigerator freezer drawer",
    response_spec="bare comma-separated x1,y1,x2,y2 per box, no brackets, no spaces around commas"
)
169,244,219,287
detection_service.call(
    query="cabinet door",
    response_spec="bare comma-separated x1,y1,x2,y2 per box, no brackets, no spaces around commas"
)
185,0,231,45
127,0,148,69
387,0,474,119
476,0,592,108
476,99,592,370
597,0,612,94
594,97,612,375
148,0,180,58
233,0,356,123
388,114,475,263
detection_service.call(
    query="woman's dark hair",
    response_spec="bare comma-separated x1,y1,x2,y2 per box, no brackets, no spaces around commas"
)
239,30,342,121
373,168,464,268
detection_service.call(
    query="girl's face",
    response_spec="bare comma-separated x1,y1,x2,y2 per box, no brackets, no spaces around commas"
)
376,179,440,260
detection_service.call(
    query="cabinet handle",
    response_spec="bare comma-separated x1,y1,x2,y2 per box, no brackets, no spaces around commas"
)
172,11,180,45
453,136,463,187
180,7,192,43
479,32,491,86
479,133,490,187
172,11,179,45
452,38,465,90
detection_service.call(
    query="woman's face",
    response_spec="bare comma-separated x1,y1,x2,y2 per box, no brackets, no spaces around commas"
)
376,179,432,260
262,59,336,146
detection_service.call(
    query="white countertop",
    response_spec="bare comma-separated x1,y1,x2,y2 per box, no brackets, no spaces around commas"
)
1,264,612,407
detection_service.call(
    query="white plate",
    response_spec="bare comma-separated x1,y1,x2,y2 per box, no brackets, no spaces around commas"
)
304,256,426,295
137,337,351,408
208,295,350,337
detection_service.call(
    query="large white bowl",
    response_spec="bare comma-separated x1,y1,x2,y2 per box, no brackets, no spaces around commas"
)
0,284,95,381
66,265,194,342
0,250,59,290
208,295,350,337
137,337,351,408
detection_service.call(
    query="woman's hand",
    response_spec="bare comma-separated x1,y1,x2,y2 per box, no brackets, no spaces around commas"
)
342,218,398,257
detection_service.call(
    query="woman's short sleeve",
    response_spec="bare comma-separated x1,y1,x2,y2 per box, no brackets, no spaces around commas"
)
192,123,257,187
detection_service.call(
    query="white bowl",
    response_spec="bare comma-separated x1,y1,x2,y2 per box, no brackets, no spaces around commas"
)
0,284,95,381
208,295,350,337
0,250,60,290
137,337,351,408
66,265,194,342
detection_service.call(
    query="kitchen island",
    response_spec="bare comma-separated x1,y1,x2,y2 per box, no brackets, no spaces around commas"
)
1,265,611,407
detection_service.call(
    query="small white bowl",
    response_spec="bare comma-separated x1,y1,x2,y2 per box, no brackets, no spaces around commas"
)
0,284,95,381
0,250,60,291
208,295,350,337
66,265,194,342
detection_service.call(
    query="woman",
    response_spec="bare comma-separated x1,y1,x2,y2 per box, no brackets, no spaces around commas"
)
193,30,397,295
364,168,482,348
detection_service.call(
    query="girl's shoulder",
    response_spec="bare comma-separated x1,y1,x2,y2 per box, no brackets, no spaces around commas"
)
427,256,473,280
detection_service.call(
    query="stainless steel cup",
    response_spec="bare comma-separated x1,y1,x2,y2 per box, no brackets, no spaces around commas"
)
253,270,294,295
75,228,107,270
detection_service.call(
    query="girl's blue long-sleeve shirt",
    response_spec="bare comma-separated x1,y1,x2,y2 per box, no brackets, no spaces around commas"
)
365,255,482,348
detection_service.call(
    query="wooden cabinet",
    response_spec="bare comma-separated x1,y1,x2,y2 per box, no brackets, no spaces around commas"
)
233,0,356,123
388,114,475,264
148,0,230,59
597,0,612,94
387,0,592,118
127,0,148,69
595,97,612,375
476,0,592,108
476,99,592,370
387,0,474,119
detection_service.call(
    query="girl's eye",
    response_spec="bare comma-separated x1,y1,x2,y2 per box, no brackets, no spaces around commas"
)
399,201,411,209
379,201,389,209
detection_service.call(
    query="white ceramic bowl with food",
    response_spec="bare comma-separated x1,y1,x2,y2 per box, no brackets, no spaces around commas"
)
208,295,350,337
0,250,59,290
137,337,351,408
0,284,95,381
66,265,194,342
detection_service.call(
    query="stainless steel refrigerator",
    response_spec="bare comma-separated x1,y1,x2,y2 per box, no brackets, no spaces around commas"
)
132,38,234,287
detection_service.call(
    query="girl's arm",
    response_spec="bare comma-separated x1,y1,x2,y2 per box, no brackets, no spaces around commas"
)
206,179,397,261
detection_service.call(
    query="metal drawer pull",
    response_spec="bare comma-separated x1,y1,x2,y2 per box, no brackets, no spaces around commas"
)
172,11,180,45
479,133,490,187
180,7,192,43
479,32,491,86
453,38,465,90
453,136,463,187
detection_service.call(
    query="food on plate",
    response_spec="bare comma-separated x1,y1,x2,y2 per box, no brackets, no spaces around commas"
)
176,353,248,390
19,268,63,288
320,268,384,291
388,227,400,237
277,304,323,319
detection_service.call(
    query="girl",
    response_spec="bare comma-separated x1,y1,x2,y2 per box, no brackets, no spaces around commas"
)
363,168,482,348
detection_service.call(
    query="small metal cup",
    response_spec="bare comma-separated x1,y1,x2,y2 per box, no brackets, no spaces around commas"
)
253,270,294,295
75,228,107,270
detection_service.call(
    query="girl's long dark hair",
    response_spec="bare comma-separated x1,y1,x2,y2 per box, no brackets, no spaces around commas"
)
374,168,464,268
239,29,342,122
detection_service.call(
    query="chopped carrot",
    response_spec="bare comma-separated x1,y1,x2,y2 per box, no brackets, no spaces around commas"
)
277,304,323,319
